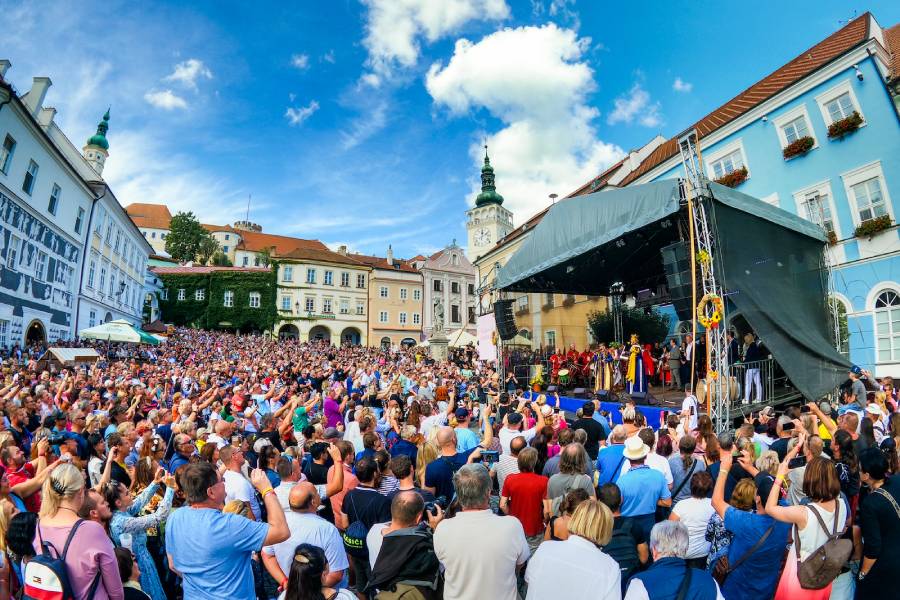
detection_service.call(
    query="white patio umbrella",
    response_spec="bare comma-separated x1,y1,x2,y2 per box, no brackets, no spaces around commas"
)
448,329,477,347
78,320,160,345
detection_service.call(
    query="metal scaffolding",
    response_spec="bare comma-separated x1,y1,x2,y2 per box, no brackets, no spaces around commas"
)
678,129,731,433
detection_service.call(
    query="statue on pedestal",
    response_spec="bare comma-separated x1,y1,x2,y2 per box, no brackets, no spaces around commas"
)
433,297,445,336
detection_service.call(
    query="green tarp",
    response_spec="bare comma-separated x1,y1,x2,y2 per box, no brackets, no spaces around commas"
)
497,179,849,401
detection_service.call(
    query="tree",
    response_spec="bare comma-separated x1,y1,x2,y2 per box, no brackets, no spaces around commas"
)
257,246,274,268
196,235,220,265
165,212,209,263
588,306,671,345
211,251,233,266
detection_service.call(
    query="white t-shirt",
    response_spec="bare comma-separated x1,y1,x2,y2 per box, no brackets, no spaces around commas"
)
223,469,261,520
263,512,349,580
434,509,529,600
366,521,392,569
621,451,673,486
420,413,448,439
682,395,700,432
672,497,715,558
525,535,621,600
499,426,537,456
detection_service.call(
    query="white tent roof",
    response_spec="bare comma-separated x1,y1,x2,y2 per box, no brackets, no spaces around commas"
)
448,329,477,347
38,348,101,364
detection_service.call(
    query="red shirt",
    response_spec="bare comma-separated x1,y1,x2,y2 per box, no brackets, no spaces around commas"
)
8,463,39,512
501,472,548,536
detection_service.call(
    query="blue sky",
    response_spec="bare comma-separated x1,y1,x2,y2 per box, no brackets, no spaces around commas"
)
1,1,898,258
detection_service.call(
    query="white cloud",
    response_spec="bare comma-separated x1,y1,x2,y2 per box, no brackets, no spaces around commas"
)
340,99,389,149
362,0,510,78
426,24,624,220
143,89,188,110
673,77,693,93
285,100,320,126
322,50,336,64
607,82,662,127
290,53,310,70
163,58,212,90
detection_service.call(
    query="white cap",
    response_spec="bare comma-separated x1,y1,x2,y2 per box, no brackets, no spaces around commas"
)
865,404,884,416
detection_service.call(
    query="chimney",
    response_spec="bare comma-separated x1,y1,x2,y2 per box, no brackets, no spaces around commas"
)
386,244,394,265
37,107,56,129
22,76,52,117
337,245,348,255
0,60,10,79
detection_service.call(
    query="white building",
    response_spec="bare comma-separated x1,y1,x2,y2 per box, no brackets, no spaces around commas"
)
0,65,94,346
410,243,477,338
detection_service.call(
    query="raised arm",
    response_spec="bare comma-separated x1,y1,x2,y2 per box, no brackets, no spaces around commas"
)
765,434,808,527
712,450,732,519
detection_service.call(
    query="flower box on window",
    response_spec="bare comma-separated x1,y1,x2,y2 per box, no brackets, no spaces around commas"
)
562,295,575,307
827,230,838,246
515,306,529,316
714,166,748,188
827,112,863,140
782,136,814,159
854,215,892,239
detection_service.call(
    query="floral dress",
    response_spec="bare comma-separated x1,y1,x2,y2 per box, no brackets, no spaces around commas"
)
109,483,175,600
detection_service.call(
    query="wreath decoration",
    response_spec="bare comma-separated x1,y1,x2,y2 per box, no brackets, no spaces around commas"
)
697,293,724,329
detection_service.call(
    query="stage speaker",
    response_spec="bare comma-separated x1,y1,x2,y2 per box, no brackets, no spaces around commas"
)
547,385,559,393
494,299,518,341
661,241,694,322
572,387,588,399
630,391,658,406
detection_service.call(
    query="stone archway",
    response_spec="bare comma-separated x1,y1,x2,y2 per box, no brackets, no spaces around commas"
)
309,325,331,343
340,327,361,345
380,336,391,350
278,324,299,341
401,337,417,348
25,320,45,346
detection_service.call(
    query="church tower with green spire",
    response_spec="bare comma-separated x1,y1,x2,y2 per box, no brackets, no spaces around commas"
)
466,145,513,261
82,109,110,177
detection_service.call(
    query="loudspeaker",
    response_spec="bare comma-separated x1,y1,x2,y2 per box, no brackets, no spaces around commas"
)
630,391,658,406
572,387,588,398
547,385,559,393
493,299,518,341
660,241,694,322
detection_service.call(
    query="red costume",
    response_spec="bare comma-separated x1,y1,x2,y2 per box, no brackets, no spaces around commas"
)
579,350,594,381
642,344,655,377
549,352,565,380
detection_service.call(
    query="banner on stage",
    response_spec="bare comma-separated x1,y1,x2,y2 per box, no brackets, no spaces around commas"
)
477,314,497,362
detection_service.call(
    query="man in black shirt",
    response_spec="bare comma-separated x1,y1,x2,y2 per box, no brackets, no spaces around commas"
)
338,457,392,595
572,401,605,461
303,442,332,484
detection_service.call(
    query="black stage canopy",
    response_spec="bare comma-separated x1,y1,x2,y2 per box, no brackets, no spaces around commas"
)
497,179,850,401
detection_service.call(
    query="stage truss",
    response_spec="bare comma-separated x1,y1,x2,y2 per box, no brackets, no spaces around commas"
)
678,129,730,433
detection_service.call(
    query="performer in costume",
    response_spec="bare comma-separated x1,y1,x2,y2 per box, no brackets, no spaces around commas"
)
626,334,648,394
642,344,656,385
594,345,614,392
579,347,594,386
549,348,565,384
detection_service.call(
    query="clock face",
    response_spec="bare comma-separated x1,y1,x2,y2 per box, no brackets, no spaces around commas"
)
474,228,491,246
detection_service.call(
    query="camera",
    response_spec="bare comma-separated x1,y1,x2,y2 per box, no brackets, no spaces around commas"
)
479,450,500,465
424,496,448,517
47,432,66,446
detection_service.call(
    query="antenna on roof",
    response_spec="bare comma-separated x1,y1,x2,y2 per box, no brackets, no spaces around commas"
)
838,9,858,25
245,194,251,222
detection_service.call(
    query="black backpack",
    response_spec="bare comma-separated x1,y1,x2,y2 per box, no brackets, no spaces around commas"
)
601,518,641,588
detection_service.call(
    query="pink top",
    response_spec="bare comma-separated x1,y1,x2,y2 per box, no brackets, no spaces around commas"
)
33,520,124,600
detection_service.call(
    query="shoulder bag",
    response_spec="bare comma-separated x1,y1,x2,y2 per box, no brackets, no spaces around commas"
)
712,523,774,585
794,504,852,589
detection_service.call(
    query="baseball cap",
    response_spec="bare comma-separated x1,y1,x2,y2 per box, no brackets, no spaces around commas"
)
454,407,469,420
507,412,524,425
850,365,863,376
866,404,884,416
323,427,343,440
759,406,775,418
253,438,272,454
754,473,776,503
540,405,553,417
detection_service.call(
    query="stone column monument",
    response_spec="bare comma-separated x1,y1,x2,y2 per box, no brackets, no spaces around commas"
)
429,297,449,361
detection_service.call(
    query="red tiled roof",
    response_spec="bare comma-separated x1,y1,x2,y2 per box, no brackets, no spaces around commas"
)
886,23,900,80
125,203,172,230
616,13,872,187
568,157,627,198
236,230,327,254
348,253,420,273
276,246,369,266
150,266,270,275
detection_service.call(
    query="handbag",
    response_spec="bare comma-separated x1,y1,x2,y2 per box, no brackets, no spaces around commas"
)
712,523,774,585
794,504,852,589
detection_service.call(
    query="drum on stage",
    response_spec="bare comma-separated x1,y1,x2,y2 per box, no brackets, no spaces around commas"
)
558,369,570,386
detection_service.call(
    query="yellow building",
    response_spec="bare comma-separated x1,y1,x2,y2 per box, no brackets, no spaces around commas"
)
350,247,425,349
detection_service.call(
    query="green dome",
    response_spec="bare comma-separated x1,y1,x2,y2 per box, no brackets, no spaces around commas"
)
475,147,503,206
86,109,110,150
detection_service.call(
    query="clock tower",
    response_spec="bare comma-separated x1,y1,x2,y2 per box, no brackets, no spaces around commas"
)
466,146,513,262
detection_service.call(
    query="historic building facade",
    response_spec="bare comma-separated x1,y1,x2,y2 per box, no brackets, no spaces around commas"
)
466,148,513,263
410,243,477,338
351,247,424,349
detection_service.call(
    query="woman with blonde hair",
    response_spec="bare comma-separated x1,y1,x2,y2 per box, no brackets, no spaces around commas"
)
525,499,621,599
34,463,124,598
416,439,440,488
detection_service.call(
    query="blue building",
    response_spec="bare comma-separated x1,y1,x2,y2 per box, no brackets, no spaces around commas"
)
572,13,900,377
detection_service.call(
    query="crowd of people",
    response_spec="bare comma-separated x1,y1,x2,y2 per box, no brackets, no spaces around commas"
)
0,329,895,600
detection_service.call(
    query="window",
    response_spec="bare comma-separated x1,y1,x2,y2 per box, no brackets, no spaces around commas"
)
451,304,460,323
282,266,293,282
306,268,316,284
242,256,249,266
851,178,887,224
223,290,234,307
305,297,315,312
544,293,555,308
195,289,205,301
88,311,96,328
99,267,106,294
517,295,529,311
324,270,333,285
831,298,850,358
356,274,366,288
711,149,743,180
151,232,156,239
451,254,459,266
22,160,38,195
281,296,291,311
177,288,185,301
800,191,835,235
816,80,864,126
108,271,117,297
105,220,113,245
356,301,365,315
379,311,388,324
161,233,166,239
413,313,421,325
874,290,900,362
87,260,96,288
433,280,442,292
413,289,421,301
161,289,168,301
95,206,105,235
249,292,260,308
782,115,810,145
826,93,854,122
35,251,47,281
323,298,332,313
222,246,228,254
0,135,16,174
339,298,349,314
341,272,350,287
468,306,476,324
113,231,121,254
400,288,408,300
6,234,20,269
773,104,817,151
399,312,407,325
451,281,460,294
224,234,230,240
379,286,389,299
468,284,475,296
546,331,556,348
48,184,60,215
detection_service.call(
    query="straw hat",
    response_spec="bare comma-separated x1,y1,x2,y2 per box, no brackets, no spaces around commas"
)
623,436,650,460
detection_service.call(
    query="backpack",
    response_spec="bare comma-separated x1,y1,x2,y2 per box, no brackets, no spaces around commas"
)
375,583,431,600
601,517,641,586
550,473,591,516
342,492,371,559
24,520,101,600
794,504,852,590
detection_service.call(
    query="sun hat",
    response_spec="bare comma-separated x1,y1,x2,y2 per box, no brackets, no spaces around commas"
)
540,405,553,417
623,436,649,460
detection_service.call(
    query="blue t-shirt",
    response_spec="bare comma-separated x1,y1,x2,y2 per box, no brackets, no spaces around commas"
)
617,464,670,517
595,444,627,486
455,427,479,453
166,507,269,600
424,450,473,500
721,507,791,600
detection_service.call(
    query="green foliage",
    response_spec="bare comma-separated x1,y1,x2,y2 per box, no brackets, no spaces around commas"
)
157,267,277,332
257,247,274,268
196,236,220,265
854,215,892,239
211,251,233,266
588,306,671,345
165,212,214,263
827,111,863,139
